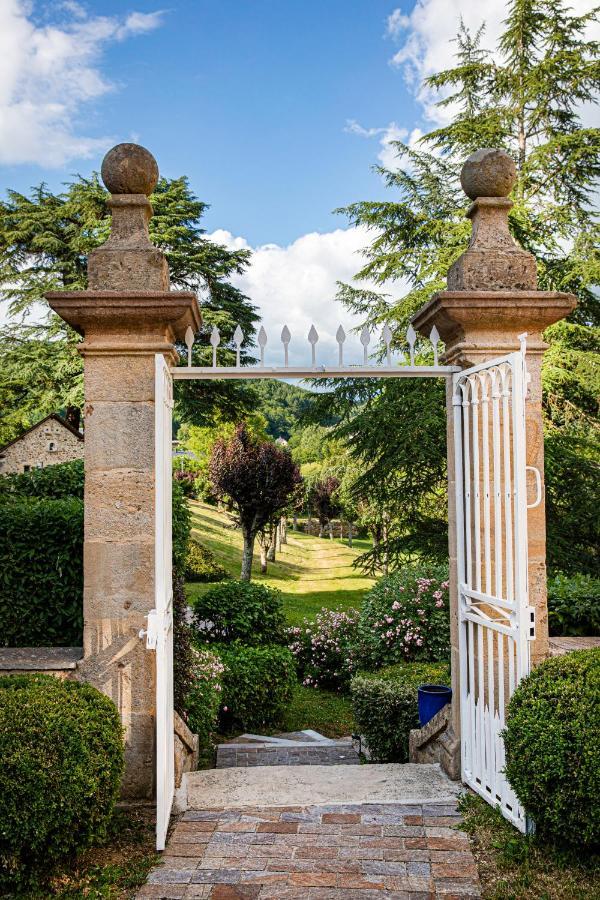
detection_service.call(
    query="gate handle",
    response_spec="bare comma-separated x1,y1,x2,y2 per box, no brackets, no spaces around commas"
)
526,466,542,509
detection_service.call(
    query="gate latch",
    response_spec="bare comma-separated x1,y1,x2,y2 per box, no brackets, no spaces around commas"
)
525,606,536,641
139,610,158,650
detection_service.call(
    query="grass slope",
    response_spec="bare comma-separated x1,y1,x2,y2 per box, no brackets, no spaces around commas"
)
185,501,375,625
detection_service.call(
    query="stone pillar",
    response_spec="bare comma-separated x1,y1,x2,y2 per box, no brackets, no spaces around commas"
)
412,148,576,753
47,144,200,799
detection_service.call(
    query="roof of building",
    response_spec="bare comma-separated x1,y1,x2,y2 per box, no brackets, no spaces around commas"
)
0,413,84,454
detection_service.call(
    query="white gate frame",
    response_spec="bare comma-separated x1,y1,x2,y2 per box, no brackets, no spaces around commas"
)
149,323,538,848
453,341,538,832
146,353,175,851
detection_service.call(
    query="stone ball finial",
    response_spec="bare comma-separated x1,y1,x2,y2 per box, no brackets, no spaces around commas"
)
460,148,516,200
101,143,159,195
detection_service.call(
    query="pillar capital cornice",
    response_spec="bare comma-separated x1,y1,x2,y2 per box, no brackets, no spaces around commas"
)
412,289,577,367
46,289,201,362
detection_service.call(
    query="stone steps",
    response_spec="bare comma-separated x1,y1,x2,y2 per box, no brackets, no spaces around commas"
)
216,729,360,768
177,762,461,812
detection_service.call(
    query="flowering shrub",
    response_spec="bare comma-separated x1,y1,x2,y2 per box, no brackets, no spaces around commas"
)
287,607,361,691
357,565,450,669
185,648,225,749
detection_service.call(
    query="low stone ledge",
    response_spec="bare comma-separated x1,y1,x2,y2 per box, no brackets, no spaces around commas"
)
0,647,83,676
548,636,600,656
174,711,199,788
409,704,460,781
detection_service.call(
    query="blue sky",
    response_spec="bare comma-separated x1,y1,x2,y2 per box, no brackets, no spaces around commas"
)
13,0,593,361
1,0,428,246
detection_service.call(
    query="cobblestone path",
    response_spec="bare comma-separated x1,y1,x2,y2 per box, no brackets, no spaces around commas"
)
138,801,480,899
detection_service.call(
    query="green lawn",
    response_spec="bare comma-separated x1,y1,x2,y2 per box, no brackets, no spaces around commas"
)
185,501,375,625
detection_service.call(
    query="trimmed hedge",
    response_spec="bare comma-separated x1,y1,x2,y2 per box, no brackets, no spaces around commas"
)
218,643,296,731
0,498,83,646
0,458,84,500
172,479,191,574
351,661,450,763
191,581,286,647
0,674,124,890
185,541,229,583
504,649,600,848
547,573,600,636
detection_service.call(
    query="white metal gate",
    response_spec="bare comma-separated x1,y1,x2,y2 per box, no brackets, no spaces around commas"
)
151,353,175,851
453,344,538,831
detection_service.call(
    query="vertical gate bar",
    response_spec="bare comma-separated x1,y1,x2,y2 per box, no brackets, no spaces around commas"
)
470,377,482,592
491,370,503,600
477,622,485,786
510,351,530,681
487,627,495,799
468,619,476,779
501,366,514,603
497,630,506,807
461,384,472,591
453,375,469,781
480,374,492,594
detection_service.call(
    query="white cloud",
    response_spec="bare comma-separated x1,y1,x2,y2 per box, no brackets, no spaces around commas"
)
207,227,398,367
0,1,164,167
386,0,600,126
345,118,424,171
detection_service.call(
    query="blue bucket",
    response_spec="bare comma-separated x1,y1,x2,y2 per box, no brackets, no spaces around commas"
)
417,684,452,727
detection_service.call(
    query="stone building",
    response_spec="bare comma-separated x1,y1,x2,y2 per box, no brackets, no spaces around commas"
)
0,413,84,475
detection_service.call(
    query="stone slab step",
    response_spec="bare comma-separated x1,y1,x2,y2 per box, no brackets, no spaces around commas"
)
224,729,341,746
216,743,360,768
177,762,461,811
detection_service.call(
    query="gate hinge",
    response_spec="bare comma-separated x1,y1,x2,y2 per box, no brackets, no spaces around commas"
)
525,606,536,641
139,609,158,650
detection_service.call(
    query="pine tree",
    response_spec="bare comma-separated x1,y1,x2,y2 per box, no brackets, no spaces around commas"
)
0,175,259,443
322,0,600,574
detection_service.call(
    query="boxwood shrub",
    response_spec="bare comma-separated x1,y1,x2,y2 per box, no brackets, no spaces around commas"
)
504,648,600,848
0,674,124,890
218,643,296,731
351,661,450,763
0,498,84,646
191,581,286,647
185,541,229,583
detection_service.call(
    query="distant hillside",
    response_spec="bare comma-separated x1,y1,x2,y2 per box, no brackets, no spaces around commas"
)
250,380,316,440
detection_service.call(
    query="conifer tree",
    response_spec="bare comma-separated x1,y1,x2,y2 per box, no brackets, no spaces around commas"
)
0,175,259,443
321,0,599,574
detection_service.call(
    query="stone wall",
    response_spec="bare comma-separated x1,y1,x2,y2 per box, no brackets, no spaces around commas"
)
0,416,83,475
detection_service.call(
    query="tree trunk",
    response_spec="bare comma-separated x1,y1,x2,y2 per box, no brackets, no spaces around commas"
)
318,520,324,538
280,516,287,544
328,520,334,540
382,517,389,576
260,546,268,574
347,522,353,547
276,521,282,552
292,513,298,531
241,527,255,581
266,524,276,562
